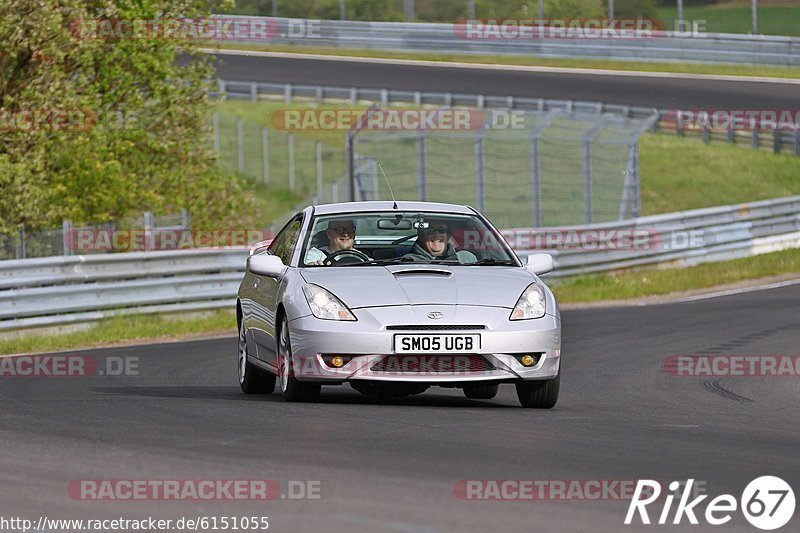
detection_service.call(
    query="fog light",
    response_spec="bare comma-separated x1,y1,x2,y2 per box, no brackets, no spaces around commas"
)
520,355,535,367
331,356,345,368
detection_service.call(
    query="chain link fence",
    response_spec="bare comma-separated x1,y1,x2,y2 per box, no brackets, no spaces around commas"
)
346,108,658,228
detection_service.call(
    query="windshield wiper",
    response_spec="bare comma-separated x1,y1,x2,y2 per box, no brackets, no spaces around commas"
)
470,258,516,266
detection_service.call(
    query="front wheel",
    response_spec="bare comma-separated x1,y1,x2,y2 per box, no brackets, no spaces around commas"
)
516,373,560,409
277,316,321,402
238,321,276,394
463,383,499,400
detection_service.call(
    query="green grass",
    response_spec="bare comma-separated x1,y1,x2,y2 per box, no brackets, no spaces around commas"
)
551,247,800,304
209,42,800,79
216,99,800,227
639,133,800,215
0,310,236,356
656,4,800,37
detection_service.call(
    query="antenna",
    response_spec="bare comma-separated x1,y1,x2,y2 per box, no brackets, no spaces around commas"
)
377,161,398,209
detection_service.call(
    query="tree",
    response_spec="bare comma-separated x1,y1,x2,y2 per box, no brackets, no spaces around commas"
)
0,0,253,233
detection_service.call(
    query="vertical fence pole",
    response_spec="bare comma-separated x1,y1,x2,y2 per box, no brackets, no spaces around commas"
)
702,123,710,144
795,128,800,156
752,127,759,150
62,219,73,256
212,112,219,153
474,132,485,214
531,131,541,227
345,133,353,202
727,122,734,144
284,84,292,104
288,133,296,192
583,138,592,224
316,141,323,201
181,208,190,228
417,131,427,201
250,82,257,103
236,117,244,174
143,212,153,253
261,127,270,185
773,130,781,154
17,227,26,259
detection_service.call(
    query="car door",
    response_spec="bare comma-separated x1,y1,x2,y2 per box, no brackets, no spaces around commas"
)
250,215,302,369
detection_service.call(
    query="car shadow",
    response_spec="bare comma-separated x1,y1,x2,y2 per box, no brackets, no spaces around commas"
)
91,385,517,408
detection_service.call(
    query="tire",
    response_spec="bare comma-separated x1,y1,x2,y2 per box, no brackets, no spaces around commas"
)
277,316,321,402
516,373,560,409
238,321,276,394
463,383,500,400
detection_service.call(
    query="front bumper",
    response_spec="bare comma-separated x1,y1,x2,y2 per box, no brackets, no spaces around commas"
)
288,305,561,383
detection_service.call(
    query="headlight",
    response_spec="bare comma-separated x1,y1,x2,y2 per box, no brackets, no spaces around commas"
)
510,283,546,320
302,284,357,321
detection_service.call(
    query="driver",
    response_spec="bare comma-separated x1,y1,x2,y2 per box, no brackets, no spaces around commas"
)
305,219,369,265
402,219,476,263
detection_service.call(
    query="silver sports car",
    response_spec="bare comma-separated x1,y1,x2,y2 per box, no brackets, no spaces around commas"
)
236,201,561,408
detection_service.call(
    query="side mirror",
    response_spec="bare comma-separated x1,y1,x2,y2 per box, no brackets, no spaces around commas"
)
526,253,554,275
249,254,285,277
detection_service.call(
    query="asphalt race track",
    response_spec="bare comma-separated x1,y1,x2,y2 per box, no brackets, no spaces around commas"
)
209,52,800,110
2,283,798,532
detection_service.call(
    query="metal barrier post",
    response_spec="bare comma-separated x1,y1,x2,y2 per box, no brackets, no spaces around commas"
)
417,131,427,201
288,133,296,192
62,219,73,256
261,127,270,185
474,130,485,213
236,117,244,173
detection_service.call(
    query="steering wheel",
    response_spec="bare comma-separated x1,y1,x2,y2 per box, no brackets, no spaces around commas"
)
391,234,417,245
324,249,370,265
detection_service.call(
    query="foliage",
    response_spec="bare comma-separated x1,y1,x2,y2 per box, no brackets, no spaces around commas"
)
0,0,254,233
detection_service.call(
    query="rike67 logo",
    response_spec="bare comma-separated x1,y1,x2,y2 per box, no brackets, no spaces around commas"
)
625,477,795,530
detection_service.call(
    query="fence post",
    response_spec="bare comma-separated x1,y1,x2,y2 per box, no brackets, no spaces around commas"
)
752,127,759,149
62,219,73,256
773,130,781,154
702,123,710,144
346,132,355,202
143,212,153,252
633,143,640,218
332,182,339,203
417,131,427,201
212,112,219,153
583,139,592,224
284,84,292,104
531,130,541,227
474,131,485,213
236,117,244,174
217,79,226,96
677,111,684,136
350,88,357,105
316,141,323,201
17,226,26,259
316,86,323,104
796,129,800,156
250,82,257,102
288,133,296,192
261,127,270,185
381,89,388,107
181,209,190,228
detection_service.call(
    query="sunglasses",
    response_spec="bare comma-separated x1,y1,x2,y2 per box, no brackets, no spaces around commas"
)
330,226,356,235
423,226,448,234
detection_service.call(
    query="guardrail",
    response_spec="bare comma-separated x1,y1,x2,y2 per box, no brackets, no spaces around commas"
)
212,16,800,66
2,196,800,332
218,80,800,156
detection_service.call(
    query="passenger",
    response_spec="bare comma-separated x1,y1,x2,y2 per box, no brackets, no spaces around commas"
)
402,220,476,263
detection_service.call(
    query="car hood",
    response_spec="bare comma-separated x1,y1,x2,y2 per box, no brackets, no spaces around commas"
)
300,265,535,309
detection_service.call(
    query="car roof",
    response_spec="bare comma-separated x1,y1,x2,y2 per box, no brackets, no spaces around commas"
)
311,201,476,216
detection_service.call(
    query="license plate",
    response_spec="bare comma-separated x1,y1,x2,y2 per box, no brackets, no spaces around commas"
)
394,334,481,354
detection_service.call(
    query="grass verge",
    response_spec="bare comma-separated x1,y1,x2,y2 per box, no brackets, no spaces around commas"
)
0,310,236,356
656,5,800,37
551,247,800,304
209,43,800,80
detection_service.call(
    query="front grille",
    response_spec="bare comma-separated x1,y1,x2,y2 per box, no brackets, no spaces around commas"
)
385,324,486,331
370,355,495,373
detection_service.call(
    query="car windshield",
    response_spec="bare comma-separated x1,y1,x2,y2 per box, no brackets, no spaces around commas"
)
301,211,518,267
